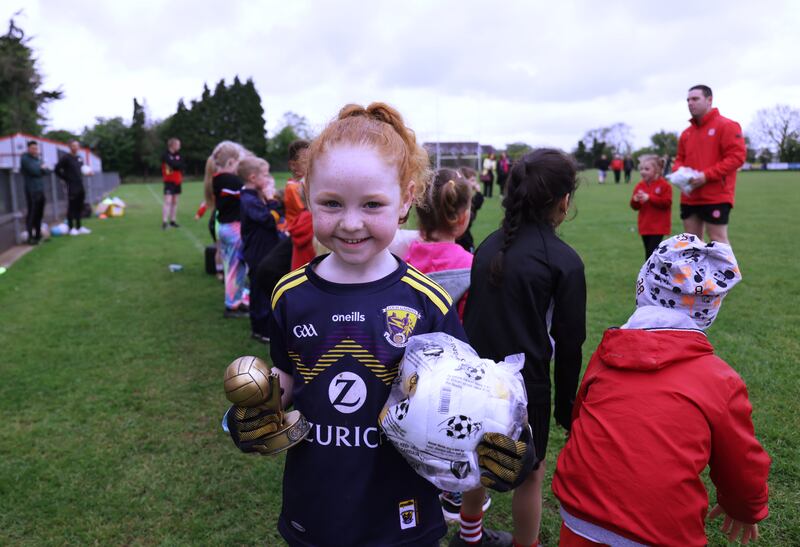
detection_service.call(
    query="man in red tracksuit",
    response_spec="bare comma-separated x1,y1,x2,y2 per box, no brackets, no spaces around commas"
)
674,85,746,244
552,233,770,546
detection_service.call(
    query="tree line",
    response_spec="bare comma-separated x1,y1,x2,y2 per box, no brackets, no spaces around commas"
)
0,16,310,179
2,16,798,178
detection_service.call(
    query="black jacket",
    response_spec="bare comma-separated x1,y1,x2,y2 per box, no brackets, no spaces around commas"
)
54,153,84,195
463,223,586,429
213,173,243,224
594,158,610,171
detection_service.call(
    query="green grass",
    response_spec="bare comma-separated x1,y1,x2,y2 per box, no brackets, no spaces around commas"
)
0,171,798,545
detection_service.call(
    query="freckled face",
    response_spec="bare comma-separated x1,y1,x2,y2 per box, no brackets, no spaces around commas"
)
308,145,412,270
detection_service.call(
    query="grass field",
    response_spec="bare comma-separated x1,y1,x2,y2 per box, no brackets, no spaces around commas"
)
1,170,798,545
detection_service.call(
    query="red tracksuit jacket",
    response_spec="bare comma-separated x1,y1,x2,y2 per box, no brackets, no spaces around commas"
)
288,209,315,270
630,178,672,235
673,108,746,207
552,328,770,546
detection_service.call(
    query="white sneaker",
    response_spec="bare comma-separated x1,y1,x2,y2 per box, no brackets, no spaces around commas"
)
69,228,80,236
78,227,91,234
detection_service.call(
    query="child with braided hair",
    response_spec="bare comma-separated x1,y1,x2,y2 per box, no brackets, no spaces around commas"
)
460,149,586,547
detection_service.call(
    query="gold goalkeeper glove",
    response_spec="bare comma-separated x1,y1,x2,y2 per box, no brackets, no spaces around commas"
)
477,424,539,492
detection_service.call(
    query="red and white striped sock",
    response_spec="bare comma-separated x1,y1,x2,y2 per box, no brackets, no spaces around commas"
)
460,512,483,544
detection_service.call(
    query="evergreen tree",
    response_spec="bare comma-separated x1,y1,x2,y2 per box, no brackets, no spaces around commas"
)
0,16,62,134
158,77,268,173
240,78,267,156
131,98,148,177
572,141,591,169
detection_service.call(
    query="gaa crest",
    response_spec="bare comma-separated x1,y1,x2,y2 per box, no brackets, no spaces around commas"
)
383,305,420,348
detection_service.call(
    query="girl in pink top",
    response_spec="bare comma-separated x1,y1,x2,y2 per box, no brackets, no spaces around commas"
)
404,167,474,320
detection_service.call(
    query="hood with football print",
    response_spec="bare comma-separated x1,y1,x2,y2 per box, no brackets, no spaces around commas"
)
635,233,741,329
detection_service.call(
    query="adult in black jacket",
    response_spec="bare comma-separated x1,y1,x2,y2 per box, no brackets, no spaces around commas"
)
54,140,90,235
455,167,484,253
460,149,586,546
594,154,610,184
20,141,49,244
623,155,634,183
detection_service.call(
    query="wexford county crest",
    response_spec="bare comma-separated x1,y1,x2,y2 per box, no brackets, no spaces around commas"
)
383,305,421,348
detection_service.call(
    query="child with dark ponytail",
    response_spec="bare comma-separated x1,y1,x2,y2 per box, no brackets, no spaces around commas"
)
459,149,587,547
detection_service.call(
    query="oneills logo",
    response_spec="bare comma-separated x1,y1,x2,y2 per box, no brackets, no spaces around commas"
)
383,305,420,348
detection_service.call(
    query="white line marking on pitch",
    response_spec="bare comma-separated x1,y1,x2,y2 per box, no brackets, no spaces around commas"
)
145,184,205,251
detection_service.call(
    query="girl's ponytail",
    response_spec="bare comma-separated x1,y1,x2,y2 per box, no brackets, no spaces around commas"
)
416,168,472,241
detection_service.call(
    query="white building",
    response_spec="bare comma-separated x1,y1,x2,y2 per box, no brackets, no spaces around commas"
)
0,133,103,173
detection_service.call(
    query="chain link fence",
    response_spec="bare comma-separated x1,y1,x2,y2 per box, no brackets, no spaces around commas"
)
0,170,121,254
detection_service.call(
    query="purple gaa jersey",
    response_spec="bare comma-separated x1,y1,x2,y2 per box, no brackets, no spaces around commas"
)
269,255,466,546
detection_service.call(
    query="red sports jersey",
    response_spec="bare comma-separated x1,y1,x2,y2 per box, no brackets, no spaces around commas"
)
673,108,745,206
629,178,672,235
161,151,184,184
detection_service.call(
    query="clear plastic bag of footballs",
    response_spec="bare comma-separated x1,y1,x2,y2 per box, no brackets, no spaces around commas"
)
667,166,701,196
379,332,528,492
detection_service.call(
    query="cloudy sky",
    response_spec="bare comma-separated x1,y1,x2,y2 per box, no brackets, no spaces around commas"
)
6,0,800,150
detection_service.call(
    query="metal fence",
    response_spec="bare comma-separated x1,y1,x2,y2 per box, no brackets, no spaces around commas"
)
0,170,121,254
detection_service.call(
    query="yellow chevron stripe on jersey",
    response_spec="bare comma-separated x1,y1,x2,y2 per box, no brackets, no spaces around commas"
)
275,265,306,284
270,268,306,305
271,272,309,310
405,266,454,307
401,275,451,316
291,338,398,385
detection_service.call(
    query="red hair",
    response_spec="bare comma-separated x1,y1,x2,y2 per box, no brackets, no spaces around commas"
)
304,102,431,206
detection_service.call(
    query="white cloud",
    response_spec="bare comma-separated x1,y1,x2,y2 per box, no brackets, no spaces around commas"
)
4,0,800,150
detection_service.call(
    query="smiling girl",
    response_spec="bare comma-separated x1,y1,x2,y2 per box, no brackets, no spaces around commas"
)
630,154,673,259
227,103,502,546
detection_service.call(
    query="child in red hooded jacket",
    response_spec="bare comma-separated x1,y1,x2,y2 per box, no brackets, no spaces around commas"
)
552,233,770,547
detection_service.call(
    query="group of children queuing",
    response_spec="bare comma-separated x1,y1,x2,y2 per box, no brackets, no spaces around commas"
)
219,102,769,547
191,140,316,342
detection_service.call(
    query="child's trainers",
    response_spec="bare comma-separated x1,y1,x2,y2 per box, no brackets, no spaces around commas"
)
439,491,492,522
